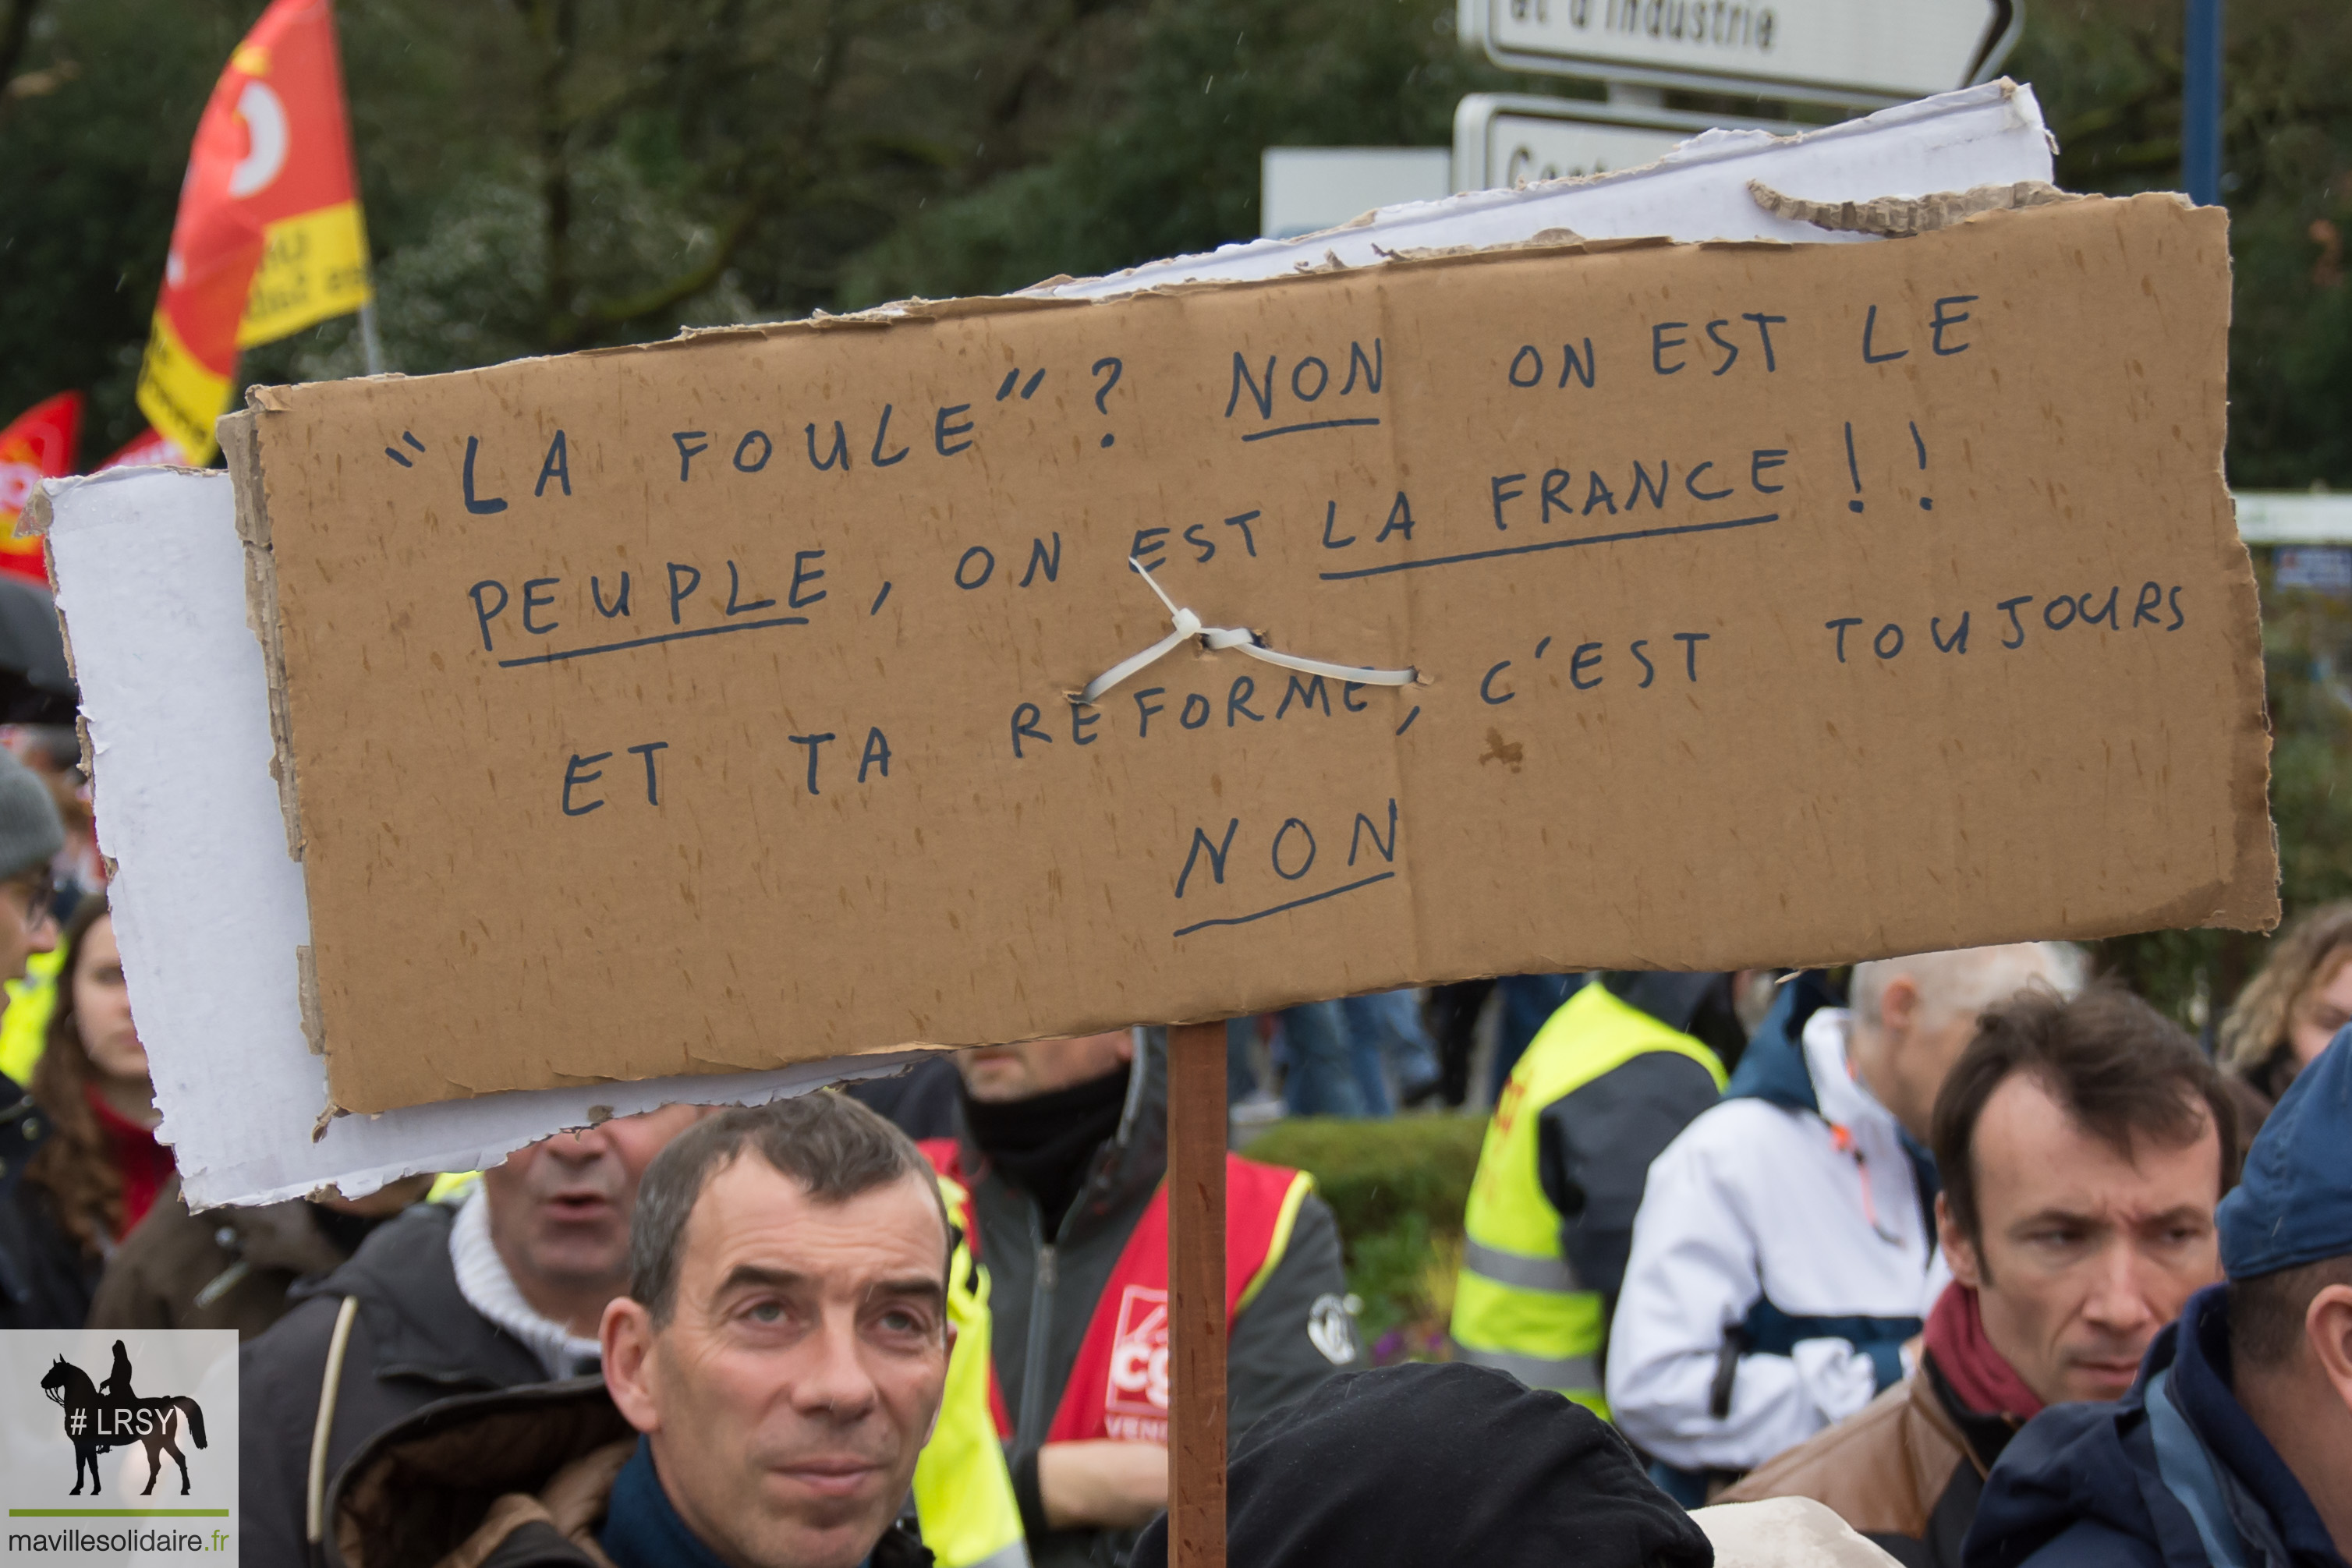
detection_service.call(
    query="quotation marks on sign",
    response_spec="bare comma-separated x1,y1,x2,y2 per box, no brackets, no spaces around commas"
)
994,367,1048,402
381,429,425,467
1091,357,1122,448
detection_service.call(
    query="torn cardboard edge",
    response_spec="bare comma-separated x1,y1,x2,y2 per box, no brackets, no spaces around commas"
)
1748,178,2085,238
218,410,306,864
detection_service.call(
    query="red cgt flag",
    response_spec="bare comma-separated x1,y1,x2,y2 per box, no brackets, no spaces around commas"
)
0,394,83,586
136,0,371,465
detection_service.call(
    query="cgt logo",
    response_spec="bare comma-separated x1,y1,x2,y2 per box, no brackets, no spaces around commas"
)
1103,1284,1170,1442
36,1339,209,1496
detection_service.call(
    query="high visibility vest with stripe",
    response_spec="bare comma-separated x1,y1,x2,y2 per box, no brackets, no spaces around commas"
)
912,1172,1033,1568
920,1140,1315,1446
1452,983,1726,1415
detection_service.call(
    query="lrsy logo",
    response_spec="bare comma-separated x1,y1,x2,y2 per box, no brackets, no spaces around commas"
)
35,1340,210,1495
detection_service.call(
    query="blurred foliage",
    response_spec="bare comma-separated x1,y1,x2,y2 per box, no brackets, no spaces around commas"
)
7,0,2352,1018
1246,1114,1480,1357
1246,1112,1482,1244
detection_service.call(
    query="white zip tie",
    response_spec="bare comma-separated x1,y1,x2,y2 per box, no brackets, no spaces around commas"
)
1075,557,1417,706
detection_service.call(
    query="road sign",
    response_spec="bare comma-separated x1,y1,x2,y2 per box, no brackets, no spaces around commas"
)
1458,0,2021,108
1261,148,1453,239
1453,94,1801,192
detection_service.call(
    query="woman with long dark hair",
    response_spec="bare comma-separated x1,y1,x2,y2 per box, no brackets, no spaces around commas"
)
13,896,169,1323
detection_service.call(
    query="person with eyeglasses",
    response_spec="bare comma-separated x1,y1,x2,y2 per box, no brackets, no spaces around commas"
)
0,743,74,1329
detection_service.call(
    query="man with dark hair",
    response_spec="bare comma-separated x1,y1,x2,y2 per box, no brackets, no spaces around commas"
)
1726,987,2235,1566
321,1091,1001,1568
1966,1029,2352,1567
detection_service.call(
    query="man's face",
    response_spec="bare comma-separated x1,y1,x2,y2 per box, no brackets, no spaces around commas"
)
0,869,56,988
1943,1071,2223,1405
956,1030,1132,1103
605,1159,951,1568
482,1105,703,1292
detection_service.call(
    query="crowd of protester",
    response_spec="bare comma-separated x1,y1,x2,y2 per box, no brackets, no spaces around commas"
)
4,721,2352,1568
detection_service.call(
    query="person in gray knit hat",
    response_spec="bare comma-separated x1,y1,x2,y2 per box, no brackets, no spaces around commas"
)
0,741,69,1329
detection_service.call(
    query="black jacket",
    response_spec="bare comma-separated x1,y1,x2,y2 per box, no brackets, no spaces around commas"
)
239,1200,553,1568
0,1072,99,1330
1132,1363,1713,1568
324,1376,931,1568
957,1029,1357,1568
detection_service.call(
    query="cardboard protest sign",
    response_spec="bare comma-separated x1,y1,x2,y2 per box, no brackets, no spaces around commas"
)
40,83,2062,1206
226,191,2272,1117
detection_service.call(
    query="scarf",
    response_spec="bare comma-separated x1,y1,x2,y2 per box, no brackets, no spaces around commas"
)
85,1083,171,1237
1924,1282,2044,1422
448,1186,602,1378
960,1065,1130,1236
600,1439,736,1568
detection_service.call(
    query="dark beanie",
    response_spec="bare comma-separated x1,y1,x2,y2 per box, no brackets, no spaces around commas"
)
1130,1363,1713,1568
0,747,62,881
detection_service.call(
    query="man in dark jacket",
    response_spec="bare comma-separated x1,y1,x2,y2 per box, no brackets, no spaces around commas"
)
1965,1030,2352,1568
922,1027,1356,1568
239,1105,704,1568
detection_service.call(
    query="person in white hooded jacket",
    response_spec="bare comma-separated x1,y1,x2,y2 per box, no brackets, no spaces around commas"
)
1606,946,2085,1506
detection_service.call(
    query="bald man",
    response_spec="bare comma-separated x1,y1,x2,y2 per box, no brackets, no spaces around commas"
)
1606,948,2086,1505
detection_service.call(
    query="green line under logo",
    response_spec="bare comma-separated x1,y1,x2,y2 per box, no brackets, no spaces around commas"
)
7,1509,231,1517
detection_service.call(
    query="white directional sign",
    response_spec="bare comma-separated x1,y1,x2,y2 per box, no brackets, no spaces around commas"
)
1458,0,2020,108
1453,94,1801,191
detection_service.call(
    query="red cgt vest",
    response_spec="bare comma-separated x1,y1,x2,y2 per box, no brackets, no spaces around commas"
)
920,1138,1313,1445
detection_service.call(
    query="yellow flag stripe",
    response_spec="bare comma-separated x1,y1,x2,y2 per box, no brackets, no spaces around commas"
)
237,200,374,349
135,308,232,466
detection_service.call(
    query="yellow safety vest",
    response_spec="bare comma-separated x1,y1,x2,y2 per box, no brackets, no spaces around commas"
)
0,943,65,1087
1451,983,1726,1416
913,1173,1031,1568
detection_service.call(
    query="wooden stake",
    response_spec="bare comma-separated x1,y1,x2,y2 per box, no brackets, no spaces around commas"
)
1165,1020,1228,1568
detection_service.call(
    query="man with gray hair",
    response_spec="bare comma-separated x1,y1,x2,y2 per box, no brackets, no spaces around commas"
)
317,1090,1001,1568
1606,947,2085,1505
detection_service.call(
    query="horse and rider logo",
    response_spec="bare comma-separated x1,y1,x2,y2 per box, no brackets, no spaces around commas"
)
36,1339,209,1495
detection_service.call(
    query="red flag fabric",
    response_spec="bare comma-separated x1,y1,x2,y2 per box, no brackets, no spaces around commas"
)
136,0,371,464
97,428,193,470
0,394,83,586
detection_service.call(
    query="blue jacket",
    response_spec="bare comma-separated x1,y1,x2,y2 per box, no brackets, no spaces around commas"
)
1964,1284,2348,1568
